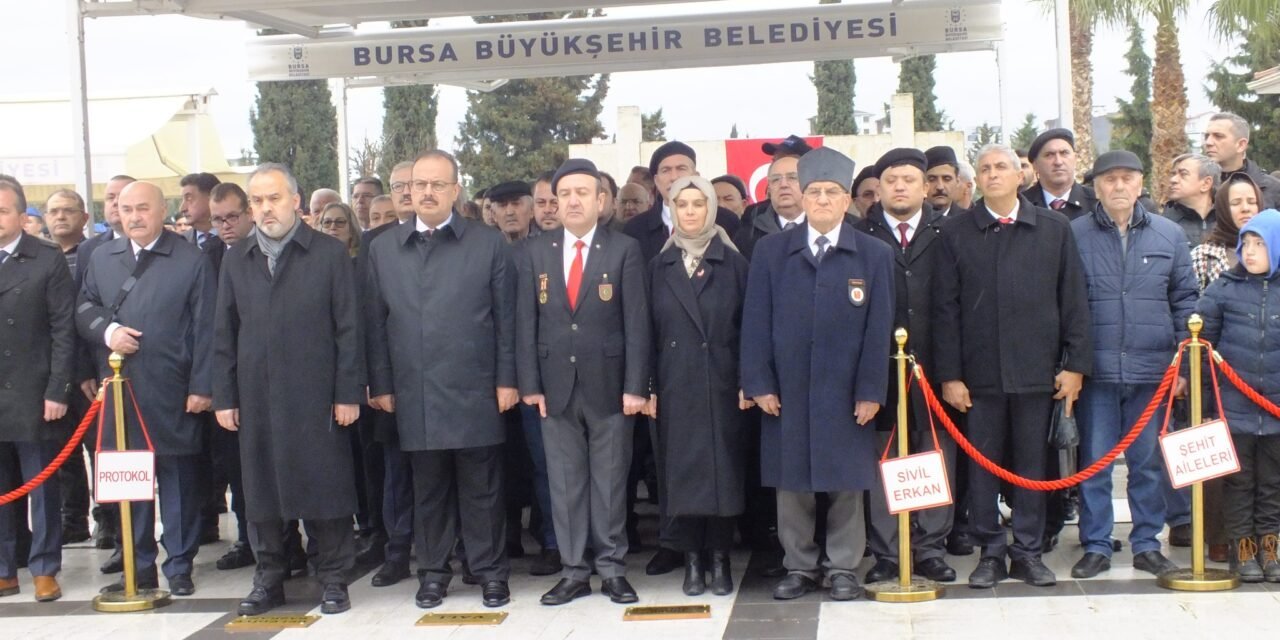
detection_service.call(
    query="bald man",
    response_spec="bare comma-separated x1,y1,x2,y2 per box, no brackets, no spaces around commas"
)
77,181,216,597
309,189,342,228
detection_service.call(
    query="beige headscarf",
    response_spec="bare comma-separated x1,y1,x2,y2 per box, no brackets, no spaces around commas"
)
660,176,738,268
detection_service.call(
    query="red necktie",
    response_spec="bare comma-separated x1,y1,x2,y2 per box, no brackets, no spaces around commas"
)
566,240,585,311
897,222,910,249
998,217,1014,225
1050,198,1066,211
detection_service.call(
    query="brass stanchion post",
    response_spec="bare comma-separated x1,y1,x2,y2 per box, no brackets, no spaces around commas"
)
93,352,172,612
867,329,943,602
1158,315,1239,591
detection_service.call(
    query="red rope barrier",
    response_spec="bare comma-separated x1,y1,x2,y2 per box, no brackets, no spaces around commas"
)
915,350,1181,492
1212,346,1280,420
0,395,103,505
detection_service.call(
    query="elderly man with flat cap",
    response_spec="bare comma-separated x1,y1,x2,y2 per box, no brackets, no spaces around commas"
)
1023,128,1098,220
490,181,538,243
741,147,895,601
924,146,964,217
1068,150,1197,580
853,148,956,584
517,158,651,606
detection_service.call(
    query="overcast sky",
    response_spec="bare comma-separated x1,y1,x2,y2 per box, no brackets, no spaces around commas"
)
2,0,1241,163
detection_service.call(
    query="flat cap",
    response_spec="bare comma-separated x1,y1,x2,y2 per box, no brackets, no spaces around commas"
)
552,158,601,193
798,147,856,192
1029,128,1075,161
761,135,814,158
648,141,697,176
874,148,928,179
852,166,878,193
1091,150,1144,178
486,180,531,202
925,145,958,170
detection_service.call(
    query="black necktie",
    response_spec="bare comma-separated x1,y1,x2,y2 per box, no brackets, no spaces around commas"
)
0,249,9,265
783,221,797,231
815,236,830,262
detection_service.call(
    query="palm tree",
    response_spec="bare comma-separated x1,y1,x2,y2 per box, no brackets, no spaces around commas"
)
1142,0,1191,205
1209,0,1280,45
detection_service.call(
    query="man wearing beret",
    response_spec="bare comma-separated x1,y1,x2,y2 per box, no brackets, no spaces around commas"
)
1023,128,1098,221
490,181,538,243
934,144,1092,588
741,147,895,601
851,166,880,218
518,158,651,606
1068,150,1196,580
365,150,517,610
853,149,956,584
924,146,964,218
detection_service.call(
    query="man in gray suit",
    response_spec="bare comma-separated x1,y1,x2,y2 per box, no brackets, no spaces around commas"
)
77,181,216,597
366,150,517,610
517,159,651,606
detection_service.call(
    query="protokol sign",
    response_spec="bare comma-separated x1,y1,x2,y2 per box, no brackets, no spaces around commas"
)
880,450,952,514
1160,419,1240,489
94,450,156,503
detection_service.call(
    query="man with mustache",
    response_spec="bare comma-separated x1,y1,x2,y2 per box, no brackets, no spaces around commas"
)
1022,129,1098,221
924,146,963,217
491,181,538,243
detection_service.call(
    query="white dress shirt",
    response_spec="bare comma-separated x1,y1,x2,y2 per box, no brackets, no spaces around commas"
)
0,235,19,263
415,213,453,235
102,236,160,346
882,209,923,244
1042,187,1070,206
778,211,806,229
986,199,1021,223
661,204,673,235
563,225,598,285
806,224,841,258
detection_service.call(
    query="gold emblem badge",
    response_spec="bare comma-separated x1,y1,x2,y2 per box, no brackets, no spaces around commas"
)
538,273,548,305
599,273,613,302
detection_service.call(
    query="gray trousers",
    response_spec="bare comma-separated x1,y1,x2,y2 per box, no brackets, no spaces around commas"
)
777,489,865,580
542,388,632,581
868,429,957,562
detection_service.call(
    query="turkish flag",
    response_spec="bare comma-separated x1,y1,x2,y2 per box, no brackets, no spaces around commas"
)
724,137,824,204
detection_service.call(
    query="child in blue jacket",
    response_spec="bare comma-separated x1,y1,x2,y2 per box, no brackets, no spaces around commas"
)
1197,208,1280,583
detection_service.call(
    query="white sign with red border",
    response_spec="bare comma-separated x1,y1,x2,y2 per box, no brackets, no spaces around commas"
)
94,450,156,503
880,450,952,514
1160,419,1240,489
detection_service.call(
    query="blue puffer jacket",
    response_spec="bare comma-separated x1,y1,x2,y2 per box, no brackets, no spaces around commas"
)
1072,204,1199,383
1197,209,1280,436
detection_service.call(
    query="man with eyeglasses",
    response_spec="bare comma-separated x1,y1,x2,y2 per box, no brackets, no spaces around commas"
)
734,152,809,261
351,177,384,231
389,162,415,223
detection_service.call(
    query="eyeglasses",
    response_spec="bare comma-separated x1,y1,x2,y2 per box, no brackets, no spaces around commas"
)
211,212,243,227
410,180,456,193
768,173,800,186
321,218,348,228
391,181,409,193
802,187,847,200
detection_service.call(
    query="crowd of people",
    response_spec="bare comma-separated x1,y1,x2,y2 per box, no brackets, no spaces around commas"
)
4,110,1280,617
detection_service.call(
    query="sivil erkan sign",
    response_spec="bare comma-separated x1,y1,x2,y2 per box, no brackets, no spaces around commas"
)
248,1,1001,83
880,450,952,515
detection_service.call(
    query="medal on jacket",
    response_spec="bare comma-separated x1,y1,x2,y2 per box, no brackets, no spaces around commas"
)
848,278,866,306
538,273,548,305
599,272,613,302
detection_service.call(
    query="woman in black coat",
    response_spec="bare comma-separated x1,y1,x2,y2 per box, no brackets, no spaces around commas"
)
647,176,752,596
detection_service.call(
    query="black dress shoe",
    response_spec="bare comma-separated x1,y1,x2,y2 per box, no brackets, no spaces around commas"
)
93,525,116,550
1168,523,1192,547
1070,552,1111,579
540,578,591,605
169,573,196,596
709,551,733,596
1042,533,1060,553
968,557,1008,589
482,580,511,607
100,569,159,594
864,558,899,583
1132,550,1178,576
320,583,350,614
62,524,91,545
237,584,285,616
1009,557,1056,586
914,557,957,582
645,547,682,576
216,542,256,571
829,573,864,601
529,549,562,576
946,532,975,556
100,549,124,574
772,573,818,600
371,561,411,587
682,552,706,596
415,580,448,609
601,577,639,604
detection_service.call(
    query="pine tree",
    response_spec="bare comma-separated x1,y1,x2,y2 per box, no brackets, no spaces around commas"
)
1110,24,1153,174
729,124,739,139
251,79,338,199
897,55,945,131
455,12,608,189
379,19,438,178
1011,113,1039,151
642,109,667,142
811,0,855,136
1206,37,1280,171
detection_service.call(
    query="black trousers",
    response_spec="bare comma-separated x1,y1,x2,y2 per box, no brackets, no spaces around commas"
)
1222,432,1280,540
668,516,736,553
56,392,94,530
211,426,248,543
410,445,508,584
251,518,353,588
967,392,1053,561
355,414,385,536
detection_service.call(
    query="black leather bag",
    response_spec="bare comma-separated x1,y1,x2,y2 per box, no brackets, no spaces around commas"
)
1047,353,1079,450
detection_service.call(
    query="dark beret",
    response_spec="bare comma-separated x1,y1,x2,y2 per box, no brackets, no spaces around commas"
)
486,181,531,202
552,158,601,193
852,166,878,193
1091,150,1144,178
1029,128,1075,161
925,145,958,170
874,148,928,179
761,135,814,158
648,141,697,176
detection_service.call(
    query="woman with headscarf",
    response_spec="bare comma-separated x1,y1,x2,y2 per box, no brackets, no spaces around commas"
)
646,176,752,596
